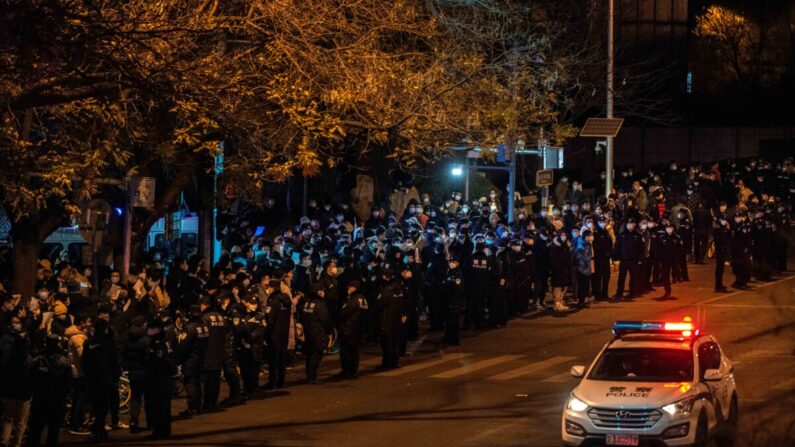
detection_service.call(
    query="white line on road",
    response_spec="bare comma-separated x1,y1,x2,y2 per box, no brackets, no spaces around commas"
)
488,356,577,381
375,352,473,377
430,355,524,379
771,377,795,391
541,372,575,383
697,274,795,305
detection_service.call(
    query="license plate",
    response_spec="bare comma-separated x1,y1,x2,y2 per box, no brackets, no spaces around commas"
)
606,434,639,446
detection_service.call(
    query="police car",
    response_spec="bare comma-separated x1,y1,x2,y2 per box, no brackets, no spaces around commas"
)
562,318,737,447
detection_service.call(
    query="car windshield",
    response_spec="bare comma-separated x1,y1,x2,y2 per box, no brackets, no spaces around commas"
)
588,348,693,382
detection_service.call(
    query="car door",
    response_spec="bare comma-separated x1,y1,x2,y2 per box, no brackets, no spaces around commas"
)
698,341,729,419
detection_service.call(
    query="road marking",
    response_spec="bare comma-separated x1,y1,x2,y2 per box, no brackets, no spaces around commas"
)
375,353,473,377
697,274,795,305
489,356,577,381
542,372,574,383
430,355,524,379
771,377,795,391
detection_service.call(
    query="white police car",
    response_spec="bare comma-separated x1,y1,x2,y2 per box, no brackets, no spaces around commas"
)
562,318,737,447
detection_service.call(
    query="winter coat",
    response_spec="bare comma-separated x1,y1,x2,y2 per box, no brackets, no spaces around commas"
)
122,326,150,382
549,239,573,287
0,331,33,400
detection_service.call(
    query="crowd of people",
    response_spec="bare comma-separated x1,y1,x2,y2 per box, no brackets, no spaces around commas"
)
0,156,792,445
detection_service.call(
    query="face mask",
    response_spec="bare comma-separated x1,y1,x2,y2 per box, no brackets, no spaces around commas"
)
489,193,496,199
455,195,462,201
111,277,120,284
600,174,606,180
302,260,312,268
540,211,548,217
640,224,647,230
539,234,548,241
559,236,567,242
595,209,603,216
430,212,437,217
597,222,606,229
38,291,48,299
485,239,494,246
687,190,693,195
552,209,560,217
518,214,525,220
572,206,579,213
677,214,684,219
12,323,22,332
511,246,521,252
778,207,785,213
627,224,636,231
586,222,593,229
462,206,469,213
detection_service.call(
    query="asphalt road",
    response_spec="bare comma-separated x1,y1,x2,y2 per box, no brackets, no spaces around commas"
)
62,261,795,447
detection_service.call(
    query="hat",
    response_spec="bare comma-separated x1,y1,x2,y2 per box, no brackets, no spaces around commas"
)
53,301,68,316
38,259,52,271
197,296,211,307
347,280,361,290
626,218,637,224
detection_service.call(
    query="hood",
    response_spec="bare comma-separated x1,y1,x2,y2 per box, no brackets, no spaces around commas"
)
64,325,84,338
573,380,694,409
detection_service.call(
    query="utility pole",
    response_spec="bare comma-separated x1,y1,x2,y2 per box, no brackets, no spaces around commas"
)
605,0,615,197
122,177,132,278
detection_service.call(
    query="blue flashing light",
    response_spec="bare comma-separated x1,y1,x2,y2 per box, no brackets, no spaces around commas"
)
114,207,123,216
612,321,664,335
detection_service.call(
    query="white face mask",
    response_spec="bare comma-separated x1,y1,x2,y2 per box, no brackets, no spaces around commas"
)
559,236,567,242
597,222,606,229
640,224,647,230
586,223,594,229
511,246,521,252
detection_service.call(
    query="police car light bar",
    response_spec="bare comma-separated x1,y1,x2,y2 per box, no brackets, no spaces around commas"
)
613,318,697,338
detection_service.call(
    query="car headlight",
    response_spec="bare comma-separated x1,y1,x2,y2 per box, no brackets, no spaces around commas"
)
567,395,589,412
662,395,697,416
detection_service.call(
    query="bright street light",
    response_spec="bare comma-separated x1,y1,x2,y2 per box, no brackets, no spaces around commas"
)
451,166,463,176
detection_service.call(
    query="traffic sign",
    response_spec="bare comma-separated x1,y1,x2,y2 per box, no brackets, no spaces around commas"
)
536,169,554,187
579,118,624,137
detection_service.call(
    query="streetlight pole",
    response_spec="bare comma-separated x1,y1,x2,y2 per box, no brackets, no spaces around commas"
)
605,0,615,198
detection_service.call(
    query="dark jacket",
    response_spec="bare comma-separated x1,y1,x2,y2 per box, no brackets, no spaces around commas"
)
613,230,644,262
81,330,121,387
338,292,368,346
121,326,150,382
177,319,208,377
201,310,226,371
0,330,33,400
299,295,333,349
266,292,293,351
377,281,406,337
549,239,573,287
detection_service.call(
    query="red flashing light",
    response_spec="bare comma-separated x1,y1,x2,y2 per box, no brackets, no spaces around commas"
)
664,322,694,332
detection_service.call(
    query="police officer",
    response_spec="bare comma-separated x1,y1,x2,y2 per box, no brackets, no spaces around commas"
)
751,210,773,281
377,268,405,370
199,296,226,412
592,216,613,301
730,212,752,290
533,228,552,308
613,218,644,300
337,280,367,379
675,210,692,281
299,284,333,384
144,318,176,440
217,293,243,406
27,336,72,447
177,305,207,417
658,221,679,298
469,242,496,330
265,281,293,389
240,295,267,397
442,256,465,346
713,213,732,293
502,239,529,322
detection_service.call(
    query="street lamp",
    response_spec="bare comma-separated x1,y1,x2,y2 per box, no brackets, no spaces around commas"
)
451,165,463,177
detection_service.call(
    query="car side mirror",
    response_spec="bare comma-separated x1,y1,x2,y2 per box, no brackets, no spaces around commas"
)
704,369,723,381
570,365,585,378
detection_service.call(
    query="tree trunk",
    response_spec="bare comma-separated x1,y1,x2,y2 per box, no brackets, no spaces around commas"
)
11,236,40,299
9,210,64,299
